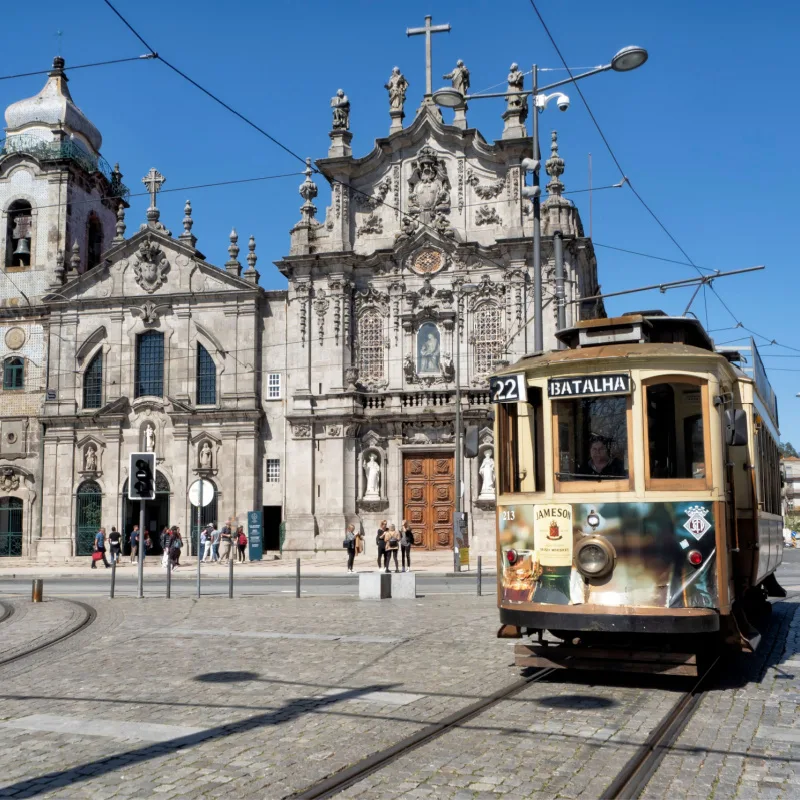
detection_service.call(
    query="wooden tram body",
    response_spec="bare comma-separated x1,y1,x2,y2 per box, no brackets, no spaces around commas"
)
492,313,784,674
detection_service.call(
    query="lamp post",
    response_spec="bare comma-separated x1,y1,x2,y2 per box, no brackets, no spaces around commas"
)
454,282,478,572
434,46,647,352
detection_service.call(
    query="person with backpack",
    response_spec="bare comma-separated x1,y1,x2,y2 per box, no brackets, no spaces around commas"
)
382,523,400,573
108,527,122,563
375,520,387,569
91,528,109,569
169,526,182,569
400,519,414,572
236,527,248,562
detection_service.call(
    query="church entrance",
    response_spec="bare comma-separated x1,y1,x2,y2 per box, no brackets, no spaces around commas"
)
120,473,171,555
403,454,454,550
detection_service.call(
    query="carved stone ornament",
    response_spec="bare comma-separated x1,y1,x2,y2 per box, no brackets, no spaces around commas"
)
408,247,446,275
132,237,170,293
4,328,25,350
0,468,20,492
326,425,342,437
407,146,452,230
354,175,392,211
403,353,417,384
475,205,502,226
344,366,359,390
356,214,383,237
466,169,506,199
402,422,454,444
291,423,312,439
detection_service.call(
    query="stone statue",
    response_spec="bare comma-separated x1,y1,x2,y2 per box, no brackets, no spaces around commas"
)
363,453,381,499
144,424,155,452
479,451,496,499
385,67,408,112
199,441,212,469
506,63,528,120
443,59,470,97
84,446,97,472
440,352,455,382
403,353,416,384
331,89,350,130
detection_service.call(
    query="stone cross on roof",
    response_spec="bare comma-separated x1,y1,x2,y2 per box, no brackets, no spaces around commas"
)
406,15,450,97
142,168,165,210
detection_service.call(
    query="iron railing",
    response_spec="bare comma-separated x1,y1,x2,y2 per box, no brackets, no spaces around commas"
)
76,481,102,556
0,134,130,199
0,498,22,557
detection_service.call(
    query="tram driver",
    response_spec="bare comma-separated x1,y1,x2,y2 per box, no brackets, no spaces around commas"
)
578,435,627,479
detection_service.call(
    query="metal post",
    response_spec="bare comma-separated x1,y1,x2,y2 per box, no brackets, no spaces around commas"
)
228,556,234,599
137,501,145,599
196,480,202,599
454,292,462,573
31,579,43,602
166,559,171,598
295,558,301,598
554,230,566,346
477,555,482,596
532,63,543,354
110,558,116,599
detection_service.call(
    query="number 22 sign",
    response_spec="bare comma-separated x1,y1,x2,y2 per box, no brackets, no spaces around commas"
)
489,374,526,403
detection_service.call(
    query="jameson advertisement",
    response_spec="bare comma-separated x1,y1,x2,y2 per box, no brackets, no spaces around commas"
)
498,502,717,609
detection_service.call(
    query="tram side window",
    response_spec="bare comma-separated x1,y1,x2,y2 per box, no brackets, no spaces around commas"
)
497,388,542,494
646,381,707,483
554,396,629,484
755,426,781,514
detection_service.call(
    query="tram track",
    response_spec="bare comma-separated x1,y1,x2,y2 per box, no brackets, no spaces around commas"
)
0,599,15,625
0,599,97,669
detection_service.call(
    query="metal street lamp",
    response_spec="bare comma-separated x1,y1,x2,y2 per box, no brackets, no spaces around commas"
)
434,46,648,352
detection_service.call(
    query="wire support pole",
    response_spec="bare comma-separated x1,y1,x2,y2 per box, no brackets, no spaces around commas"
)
531,63,543,354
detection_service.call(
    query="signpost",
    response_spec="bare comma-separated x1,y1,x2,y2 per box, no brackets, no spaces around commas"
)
248,510,263,562
189,479,214,598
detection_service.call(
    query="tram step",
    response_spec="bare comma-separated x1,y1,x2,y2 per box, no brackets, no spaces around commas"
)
514,644,699,676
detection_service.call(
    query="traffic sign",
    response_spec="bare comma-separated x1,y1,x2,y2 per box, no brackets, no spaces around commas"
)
188,479,215,507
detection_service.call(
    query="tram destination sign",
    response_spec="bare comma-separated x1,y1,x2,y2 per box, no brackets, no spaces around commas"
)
548,373,631,399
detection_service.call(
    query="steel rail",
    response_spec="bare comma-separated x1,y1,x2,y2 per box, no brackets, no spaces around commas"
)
291,668,557,799
601,658,719,799
0,599,96,670
0,599,15,624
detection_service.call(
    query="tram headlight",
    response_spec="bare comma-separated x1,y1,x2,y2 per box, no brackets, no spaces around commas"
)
506,548,518,565
574,537,616,579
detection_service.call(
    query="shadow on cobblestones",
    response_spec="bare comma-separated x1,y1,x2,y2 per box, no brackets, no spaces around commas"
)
535,693,617,709
0,682,395,799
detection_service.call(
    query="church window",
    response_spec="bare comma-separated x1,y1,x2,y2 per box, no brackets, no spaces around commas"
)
266,459,281,483
267,373,281,399
83,351,103,409
196,343,216,405
3,357,24,390
86,213,103,270
135,331,164,398
5,201,32,269
473,304,503,376
357,311,384,381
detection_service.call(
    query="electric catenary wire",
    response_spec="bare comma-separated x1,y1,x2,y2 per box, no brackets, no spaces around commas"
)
0,54,156,82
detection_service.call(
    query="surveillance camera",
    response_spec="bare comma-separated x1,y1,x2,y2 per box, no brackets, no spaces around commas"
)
557,94,570,112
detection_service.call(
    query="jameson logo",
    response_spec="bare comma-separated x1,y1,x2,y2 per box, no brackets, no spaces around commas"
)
533,504,573,567
548,373,631,398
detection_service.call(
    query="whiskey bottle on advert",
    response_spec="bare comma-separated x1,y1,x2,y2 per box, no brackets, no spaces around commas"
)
531,505,573,605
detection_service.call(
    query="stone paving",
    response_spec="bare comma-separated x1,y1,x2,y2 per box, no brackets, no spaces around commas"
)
0,598,86,662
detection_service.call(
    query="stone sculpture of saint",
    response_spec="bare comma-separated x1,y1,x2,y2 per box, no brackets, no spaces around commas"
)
85,446,97,472
419,331,440,373
479,451,496,498
144,424,156,452
364,453,381,499
385,67,408,112
331,89,350,130
199,441,212,469
506,63,528,120
443,60,470,97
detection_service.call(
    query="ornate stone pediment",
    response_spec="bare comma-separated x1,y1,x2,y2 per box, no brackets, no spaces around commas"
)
355,286,389,313
402,422,454,445
132,236,170,293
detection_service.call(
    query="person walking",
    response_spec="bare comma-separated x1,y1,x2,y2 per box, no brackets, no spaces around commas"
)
199,525,208,561
344,524,357,573
376,520,387,569
160,526,170,569
400,519,414,572
108,527,122,564
129,524,139,563
202,523,215,562
211,524,221,562
169,527,182,569
236,527,247,562
219,524,233,563
91,527,109,569
383,523,400,573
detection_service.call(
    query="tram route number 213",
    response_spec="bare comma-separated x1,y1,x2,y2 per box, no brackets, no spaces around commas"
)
489,374,526,404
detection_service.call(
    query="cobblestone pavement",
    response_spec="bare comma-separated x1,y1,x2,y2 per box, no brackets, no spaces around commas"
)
0,598,87,662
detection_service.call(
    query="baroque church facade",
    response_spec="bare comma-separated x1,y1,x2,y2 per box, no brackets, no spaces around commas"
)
0,54,600,562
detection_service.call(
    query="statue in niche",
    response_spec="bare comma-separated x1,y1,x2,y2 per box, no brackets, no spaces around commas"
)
84,446,97,472
363,453,381,500
385,67,408,112
417,322,440,373
440,352,455,382
144,424,156,452
199,441,212,469
331,89,350,130
443,59,470,97
479,451,496,499
403,353,416,384
506,63,528,121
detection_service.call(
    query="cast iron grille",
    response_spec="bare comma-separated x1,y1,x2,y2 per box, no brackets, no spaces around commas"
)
0,497,22,557
135,331,164,398
473,304,503,376
83,351,103,409
357,311,384,381
76,481,102,556
196,344,216,405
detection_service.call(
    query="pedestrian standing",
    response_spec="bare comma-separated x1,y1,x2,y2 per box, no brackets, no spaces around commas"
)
219,524,233,563
237,527,247,562
400,519,413,573
160,526,170,569
211,525,221,562
203,523,215,562
199,526,208,561
376,520,387,569
344,524,357,573
92,527,109,569
170,527,182,569
129,524,139,563
108,527,122,563
383,524,400,573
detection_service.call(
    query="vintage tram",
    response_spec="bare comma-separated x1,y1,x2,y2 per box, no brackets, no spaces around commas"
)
491,312,785,675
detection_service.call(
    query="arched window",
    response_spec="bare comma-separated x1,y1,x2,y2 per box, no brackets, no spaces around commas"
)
0,497,23,557
473,304,503,376
83,351,103,409
76,481,102,556
357,311,384,381
196,343,216,405
86,213,103,270
5,200,32,268
3,357,24,390
135,330,164,398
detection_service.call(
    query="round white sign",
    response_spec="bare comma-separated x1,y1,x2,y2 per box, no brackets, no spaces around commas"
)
188,479,215,507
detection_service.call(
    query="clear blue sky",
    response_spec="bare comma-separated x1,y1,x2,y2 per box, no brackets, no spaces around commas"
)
4,1,800,442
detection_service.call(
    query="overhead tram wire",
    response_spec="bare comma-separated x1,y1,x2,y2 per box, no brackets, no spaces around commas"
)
0,54,156,82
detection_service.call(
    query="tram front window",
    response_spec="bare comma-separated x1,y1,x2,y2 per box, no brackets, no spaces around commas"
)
554,396,629,484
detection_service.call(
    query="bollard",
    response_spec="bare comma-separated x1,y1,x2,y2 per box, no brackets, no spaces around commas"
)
477,555,482,596
296,558,301,598
166,561,172,598
228,557,234,599
31,578,43,603
110,559,116,599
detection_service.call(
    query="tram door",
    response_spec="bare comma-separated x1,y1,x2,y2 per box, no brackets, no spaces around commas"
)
403,454,454,550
